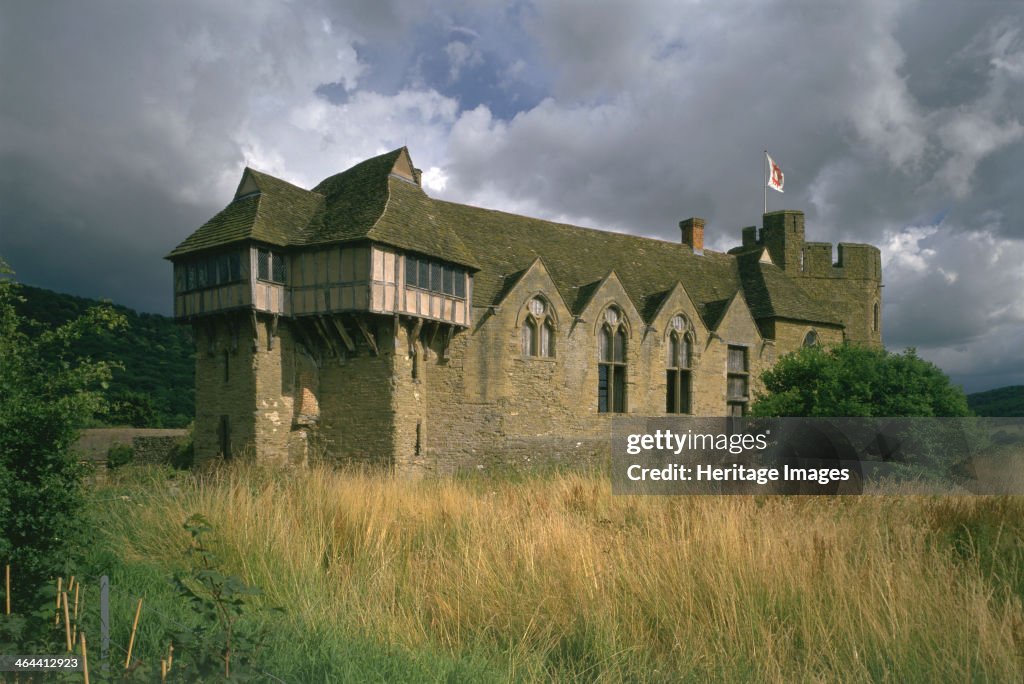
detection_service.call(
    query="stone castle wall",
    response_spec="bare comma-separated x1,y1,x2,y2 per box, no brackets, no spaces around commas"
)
188,214,882,470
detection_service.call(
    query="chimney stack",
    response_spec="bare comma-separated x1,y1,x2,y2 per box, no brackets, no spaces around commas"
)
680,217,705,253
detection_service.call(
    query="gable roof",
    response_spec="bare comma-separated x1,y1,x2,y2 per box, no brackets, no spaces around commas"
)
169,147,843,330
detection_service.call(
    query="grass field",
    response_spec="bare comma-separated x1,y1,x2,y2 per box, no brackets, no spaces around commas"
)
79,464,1024,682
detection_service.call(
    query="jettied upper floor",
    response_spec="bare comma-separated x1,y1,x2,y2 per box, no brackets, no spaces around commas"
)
167,147,863,341
165,148,478,329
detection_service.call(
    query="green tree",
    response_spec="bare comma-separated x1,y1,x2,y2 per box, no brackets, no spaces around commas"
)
751,344,970,417
107,388,158,427
0,259,124,601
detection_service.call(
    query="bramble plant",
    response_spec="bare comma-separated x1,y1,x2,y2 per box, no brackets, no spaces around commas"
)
171,514,278,681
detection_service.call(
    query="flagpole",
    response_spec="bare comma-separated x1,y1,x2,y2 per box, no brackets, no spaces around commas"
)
763,150,767,215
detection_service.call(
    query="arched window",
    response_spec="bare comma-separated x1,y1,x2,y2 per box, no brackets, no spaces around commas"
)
521,297,555,358
521,317,537,356
803,330,819,348
667,315,692,414
598,307,627,413
873,302,879,333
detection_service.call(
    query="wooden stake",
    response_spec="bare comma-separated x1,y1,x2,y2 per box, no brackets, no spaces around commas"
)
62,591,72,652
80,632,90,684
125,598,142,670
4,564,9,615
55,577,63,625
168,642,174,671
73,583,81,645
161,659,167,682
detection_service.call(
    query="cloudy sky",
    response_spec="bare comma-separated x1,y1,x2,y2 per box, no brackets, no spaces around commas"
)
1,0,1022,392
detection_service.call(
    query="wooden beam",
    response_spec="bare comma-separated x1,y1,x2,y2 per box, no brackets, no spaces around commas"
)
311,316,340,358
409,318,424,356
268,314,279,351
328,315,356,353
441,325,454,361
250,311,259,352
317,315,347,362
353,315,379,356
428,321,440,350
290,318,317,358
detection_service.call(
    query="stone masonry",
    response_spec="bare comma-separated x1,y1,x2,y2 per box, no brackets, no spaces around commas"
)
169,148,882,472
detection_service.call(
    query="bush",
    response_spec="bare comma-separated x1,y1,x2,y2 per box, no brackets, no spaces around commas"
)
106,443,135,469
0,257,123,611
170,437,195,470
751,344,970,417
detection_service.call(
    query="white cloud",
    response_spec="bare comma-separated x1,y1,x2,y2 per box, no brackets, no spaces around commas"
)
444,40,484,82
421,165,448,192
882,225,939,273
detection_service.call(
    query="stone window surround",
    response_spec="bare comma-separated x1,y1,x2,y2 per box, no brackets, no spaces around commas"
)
598,305,628,413
520,295,557,359
666,314,694,414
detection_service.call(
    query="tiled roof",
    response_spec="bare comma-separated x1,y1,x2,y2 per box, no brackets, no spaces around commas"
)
169,148,842,330
735,251,841,325
167,170,323,256
435,199,746,328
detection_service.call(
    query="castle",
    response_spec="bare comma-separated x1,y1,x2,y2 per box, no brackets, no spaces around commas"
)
167,148,882,470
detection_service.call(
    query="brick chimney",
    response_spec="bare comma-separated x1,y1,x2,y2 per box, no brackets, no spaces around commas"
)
680,217,705,253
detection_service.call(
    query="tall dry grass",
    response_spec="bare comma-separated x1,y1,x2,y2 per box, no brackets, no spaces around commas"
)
97,464,1024,681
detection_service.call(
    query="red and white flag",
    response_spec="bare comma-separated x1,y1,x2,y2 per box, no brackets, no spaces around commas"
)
766,152,784,193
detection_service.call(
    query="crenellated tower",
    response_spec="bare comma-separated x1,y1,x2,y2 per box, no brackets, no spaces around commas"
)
743,210,882,346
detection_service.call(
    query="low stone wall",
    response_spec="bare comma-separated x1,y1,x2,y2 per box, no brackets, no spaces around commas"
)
131,435,188,463
74,428,189,466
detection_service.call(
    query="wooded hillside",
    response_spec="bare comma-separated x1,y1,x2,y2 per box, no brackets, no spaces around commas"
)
967,385,1024,417
14,285,194,427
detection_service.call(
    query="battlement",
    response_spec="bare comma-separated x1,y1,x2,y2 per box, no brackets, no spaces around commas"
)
731,212,882,347
761,210,805,272
738,211,881,283
835,243,881,280
799,242,880,280
802,242,833,275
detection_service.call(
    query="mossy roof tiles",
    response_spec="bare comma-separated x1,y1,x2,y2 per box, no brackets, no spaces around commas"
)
435,199,745,328
167,170,323,257
169,147,842,330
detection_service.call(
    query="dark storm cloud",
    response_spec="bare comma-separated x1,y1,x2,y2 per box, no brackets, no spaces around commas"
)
1,0,1021,391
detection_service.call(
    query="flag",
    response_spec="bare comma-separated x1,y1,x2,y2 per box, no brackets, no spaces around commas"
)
766,152,784,193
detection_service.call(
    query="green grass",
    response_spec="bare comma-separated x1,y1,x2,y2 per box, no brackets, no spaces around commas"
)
67,464,1024,682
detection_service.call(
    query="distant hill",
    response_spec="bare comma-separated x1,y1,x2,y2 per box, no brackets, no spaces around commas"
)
14,285,194,428
967,386,1024,417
